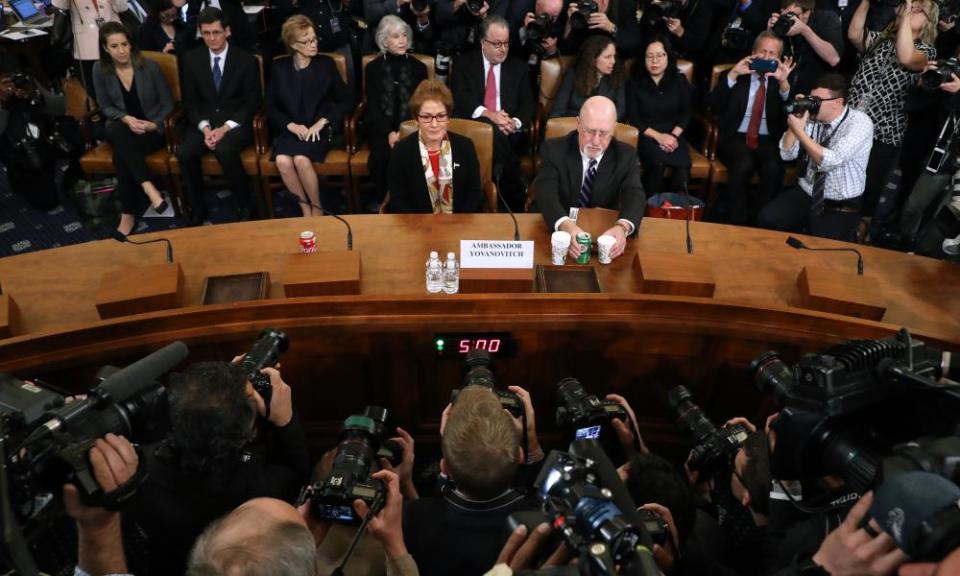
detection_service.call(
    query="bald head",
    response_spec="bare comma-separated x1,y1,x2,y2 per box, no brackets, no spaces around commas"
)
578,96,617,158
187,498,319,576
535,0,563,17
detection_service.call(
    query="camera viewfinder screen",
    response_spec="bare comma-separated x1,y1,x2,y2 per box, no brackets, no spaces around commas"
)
575,425,601,440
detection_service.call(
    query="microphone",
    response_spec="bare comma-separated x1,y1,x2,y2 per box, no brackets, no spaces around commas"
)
493,164,521,242
109,229,174,264
870,471,960,561
786,235,864,276
278,190,353,250
681,179,694,255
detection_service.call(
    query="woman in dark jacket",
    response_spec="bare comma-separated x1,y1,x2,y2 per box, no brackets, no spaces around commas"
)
92,22,174,235
551,34,627,119
266,15,350,216
365,15,429,209
137,0,188,55
387,79,483,214
627,35,692,198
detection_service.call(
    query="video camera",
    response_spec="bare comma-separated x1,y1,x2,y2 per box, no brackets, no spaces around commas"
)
450,349,523,418
569,0,598,30
750,329,959,494
508,440,661,576
241,328,289,410
300,406,400,523
667,385,749,478
921,58,960,91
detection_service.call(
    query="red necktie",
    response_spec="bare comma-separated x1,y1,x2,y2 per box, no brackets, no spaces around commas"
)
483,64,497,112
745,76,766,151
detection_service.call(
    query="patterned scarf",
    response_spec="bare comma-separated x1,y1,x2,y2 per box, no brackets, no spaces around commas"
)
418,132,454,214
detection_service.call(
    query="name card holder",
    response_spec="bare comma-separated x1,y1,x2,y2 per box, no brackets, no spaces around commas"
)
795,266,886,321
283,252,362,297
0,293,21,338
96,263,184,319
633,252,716,298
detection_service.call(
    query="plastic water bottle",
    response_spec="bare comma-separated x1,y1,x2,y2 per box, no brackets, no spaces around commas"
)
443,252,459,294
426,251,443,293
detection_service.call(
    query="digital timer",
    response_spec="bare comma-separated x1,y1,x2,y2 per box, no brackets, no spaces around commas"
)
434,332,517,357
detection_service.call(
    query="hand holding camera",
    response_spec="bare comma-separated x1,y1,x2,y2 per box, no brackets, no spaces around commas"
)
251,367,294,427
353,469,409,559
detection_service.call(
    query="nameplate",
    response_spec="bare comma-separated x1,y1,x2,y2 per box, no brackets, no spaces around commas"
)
460,240,534,269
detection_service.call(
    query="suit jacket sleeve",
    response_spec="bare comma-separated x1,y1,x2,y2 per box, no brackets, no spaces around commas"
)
550,71,576,119
182,51,204,127
615,143,645,229
535,139,569,229
449,54,476,119
676,74,692,131
233,52,262,125
709,71,734,118
265,63,292,135
513,60,534,127
364,60,392,137
143,61,174,125
325,59,350,131
626,78,649,134
92,63,126,122
387,136,419,213
454,134,484,213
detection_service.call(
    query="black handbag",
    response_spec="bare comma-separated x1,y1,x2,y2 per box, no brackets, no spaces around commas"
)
49,5,73,54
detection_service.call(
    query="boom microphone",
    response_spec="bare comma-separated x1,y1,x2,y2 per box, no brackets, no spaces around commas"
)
786,235,864,276
278,190,354,250
494,164,521,242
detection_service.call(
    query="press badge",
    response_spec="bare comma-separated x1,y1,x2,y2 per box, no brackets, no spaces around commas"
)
329,16,341,33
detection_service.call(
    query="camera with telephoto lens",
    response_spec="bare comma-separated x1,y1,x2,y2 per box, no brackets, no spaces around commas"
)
242,328,289,408
507,440,662,576
555,378,628,439
301,407,402,523
771,11,795,37
784,95,823,116
721,24,754,52
526,13,555,43
570,0,598,30
921,58,960,90
0,342,186,528
750,328,960,494
667,385,749,478
646,0,682,21
466,0,484,15
450,349,523,418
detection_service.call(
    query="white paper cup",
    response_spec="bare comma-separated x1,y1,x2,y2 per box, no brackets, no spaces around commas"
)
551,231,571,265
597,234,616,264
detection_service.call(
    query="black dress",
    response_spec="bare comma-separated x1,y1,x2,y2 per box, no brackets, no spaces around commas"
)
550,72,627,120
627,70,693,196
364,53,429,203
266,55,350,162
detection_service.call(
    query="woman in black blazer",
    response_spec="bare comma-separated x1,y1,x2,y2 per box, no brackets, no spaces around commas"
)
365,15,428,210
92,22,175,235
387,79,483,214
266,15,350,216
137,0,188,55
551,35,627,120
627,36,692,198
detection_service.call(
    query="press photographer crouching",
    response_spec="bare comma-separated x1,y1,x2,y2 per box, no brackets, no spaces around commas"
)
130,338,310,575
757,74,874,241
521,0,564,61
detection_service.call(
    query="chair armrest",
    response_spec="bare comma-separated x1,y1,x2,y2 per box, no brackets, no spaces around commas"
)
347,101,367,154
164,107,185,153
254,111,269,155
483,180,499,213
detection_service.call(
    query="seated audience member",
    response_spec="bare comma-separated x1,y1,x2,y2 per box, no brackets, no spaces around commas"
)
387,79,484,213
758,74,873,241
535,96,646,262
627,36,692,199
131,361,310,575
92,22,175,236
177,7,261,225
550,35,626,120
365,15,430,210
266,15,349,217
138,0,189,55
710,31,795,226
518,0,565,60
766,0,843,93
362,0,434,54
848,0,937,234
402,385,540,576
450,15,534,210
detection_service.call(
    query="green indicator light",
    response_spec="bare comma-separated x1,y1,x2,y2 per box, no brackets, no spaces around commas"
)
436,339,445,349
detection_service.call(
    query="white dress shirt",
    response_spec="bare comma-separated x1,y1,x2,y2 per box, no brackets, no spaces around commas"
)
198,44,240,131
553,148,635,235
728,73,790,136
471,55,523,130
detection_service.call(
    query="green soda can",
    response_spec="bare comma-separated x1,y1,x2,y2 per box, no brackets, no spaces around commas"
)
575,232,592,264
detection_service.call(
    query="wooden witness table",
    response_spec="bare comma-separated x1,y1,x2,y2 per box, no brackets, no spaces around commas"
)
0,214,958,451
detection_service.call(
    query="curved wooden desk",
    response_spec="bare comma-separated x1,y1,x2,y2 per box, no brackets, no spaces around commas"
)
0,215,957,452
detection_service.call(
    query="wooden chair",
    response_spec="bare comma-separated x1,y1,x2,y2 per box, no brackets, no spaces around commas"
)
379,118,498,213
347,52,435,212
168,54,265,218
520,56,574,180
524,117,638,211
258,52,354,216
77,51,183,214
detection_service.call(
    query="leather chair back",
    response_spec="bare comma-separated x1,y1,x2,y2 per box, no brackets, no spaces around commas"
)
542,117,638,148
142,50,181,101
539,56,574,116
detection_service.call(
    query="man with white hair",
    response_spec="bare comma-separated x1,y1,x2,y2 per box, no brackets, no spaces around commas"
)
534,95,646,260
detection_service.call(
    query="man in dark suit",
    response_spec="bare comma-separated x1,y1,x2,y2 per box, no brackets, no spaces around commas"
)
711,31,795,225
535,96,645,261
449,14,534,210
177,7,261,224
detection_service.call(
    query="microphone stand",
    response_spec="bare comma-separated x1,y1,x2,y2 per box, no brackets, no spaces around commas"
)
108,230,174,263
681,178,694,255
786,236,864,275
279,190,354,250
493,165,521,242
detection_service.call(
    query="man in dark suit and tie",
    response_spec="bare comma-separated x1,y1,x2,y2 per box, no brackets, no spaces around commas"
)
535,96,645,261
178,7,261,224
449,14,534,210
711,31,795,226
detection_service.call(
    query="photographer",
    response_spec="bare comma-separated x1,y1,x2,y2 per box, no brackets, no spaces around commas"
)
519,0,564,59
757,74,874,241
559,0,643,58
435,0,511,53
131,361,310,576
657,0,717,63
402,385,542,576
709,0,781,67
766,0,843,93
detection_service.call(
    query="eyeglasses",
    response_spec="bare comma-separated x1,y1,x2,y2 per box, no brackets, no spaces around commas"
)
296,37,319,45
645,52,668,61
418,112,449,123
482,38,510,49
581,127,613,140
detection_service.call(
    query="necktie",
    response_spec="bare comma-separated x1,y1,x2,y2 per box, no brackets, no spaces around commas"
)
809,124,832,216
213,56,223,92
579,158,598,207
745,75,766,151
483,64,497,112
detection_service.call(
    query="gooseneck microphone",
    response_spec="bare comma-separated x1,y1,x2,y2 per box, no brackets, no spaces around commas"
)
109,229,174,263
279,190,353,250
493,164,521,242
681,180,694,255
786,235,864,276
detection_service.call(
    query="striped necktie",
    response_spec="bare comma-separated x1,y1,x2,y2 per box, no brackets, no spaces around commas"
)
809,124,832,216
579,158,598,207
